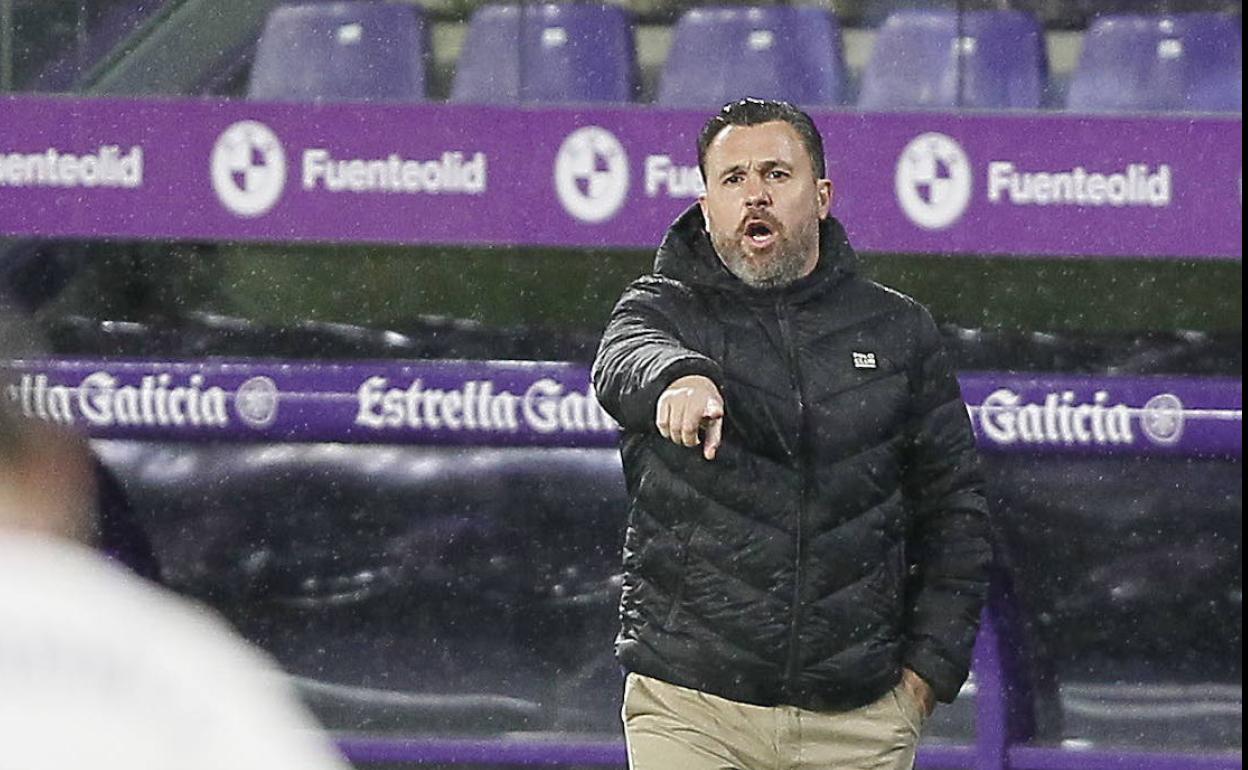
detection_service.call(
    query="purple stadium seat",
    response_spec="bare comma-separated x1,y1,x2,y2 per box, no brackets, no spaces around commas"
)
248,2,428,102
450,5,521,103
451,4,638,104
1067,13,1242,113
657,6,847,107
858,9,1047,110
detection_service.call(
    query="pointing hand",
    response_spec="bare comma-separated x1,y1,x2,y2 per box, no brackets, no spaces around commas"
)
656,375,724,461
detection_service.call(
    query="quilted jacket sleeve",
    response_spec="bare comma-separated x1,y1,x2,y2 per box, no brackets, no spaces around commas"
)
592,276,723,433
901,307,993,703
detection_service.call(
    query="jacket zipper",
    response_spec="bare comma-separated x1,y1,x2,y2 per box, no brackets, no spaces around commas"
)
775,299,809,696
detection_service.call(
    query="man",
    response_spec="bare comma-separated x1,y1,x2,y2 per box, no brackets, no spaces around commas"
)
0,304,349,770
592,99,991,770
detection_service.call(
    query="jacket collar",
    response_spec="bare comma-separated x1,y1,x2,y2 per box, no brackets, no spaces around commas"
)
653,204,858,301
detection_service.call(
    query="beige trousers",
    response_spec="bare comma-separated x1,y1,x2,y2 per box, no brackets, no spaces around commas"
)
622,673,925,770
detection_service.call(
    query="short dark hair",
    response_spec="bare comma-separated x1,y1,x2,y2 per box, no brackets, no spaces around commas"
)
697,99,827,183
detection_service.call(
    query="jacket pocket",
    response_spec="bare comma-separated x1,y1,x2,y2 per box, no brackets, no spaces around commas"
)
662,523,702,629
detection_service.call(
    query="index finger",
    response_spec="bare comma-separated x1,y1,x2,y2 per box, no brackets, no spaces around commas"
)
702,415,723,461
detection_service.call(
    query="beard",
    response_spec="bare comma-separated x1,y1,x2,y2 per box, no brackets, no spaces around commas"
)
709,212,821,289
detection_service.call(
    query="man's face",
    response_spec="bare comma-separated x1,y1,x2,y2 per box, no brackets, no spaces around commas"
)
699,121,832,289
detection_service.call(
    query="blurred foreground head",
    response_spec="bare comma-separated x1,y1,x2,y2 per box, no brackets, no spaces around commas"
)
0,300,96,541
0,299,349,770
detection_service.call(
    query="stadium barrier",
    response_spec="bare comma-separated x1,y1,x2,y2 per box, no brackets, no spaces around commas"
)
2,356,1241,769
0,95,1241,261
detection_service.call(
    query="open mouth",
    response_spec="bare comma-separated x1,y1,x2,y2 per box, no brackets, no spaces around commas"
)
744,220,778,248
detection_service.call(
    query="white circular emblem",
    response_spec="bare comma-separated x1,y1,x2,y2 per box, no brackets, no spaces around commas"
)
553,126,629,224
234,376,279,429
211,121,287,218
1140,393,1185,446
895,132,972,230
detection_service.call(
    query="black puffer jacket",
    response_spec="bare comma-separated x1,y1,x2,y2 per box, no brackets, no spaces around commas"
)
592,206,991,710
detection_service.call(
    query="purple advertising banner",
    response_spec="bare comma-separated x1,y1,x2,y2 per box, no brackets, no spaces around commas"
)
3,358,1242,457
0,95,1241,260
959,372,1242,458
2,358,616,447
